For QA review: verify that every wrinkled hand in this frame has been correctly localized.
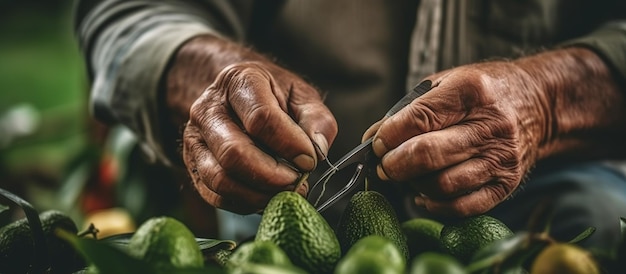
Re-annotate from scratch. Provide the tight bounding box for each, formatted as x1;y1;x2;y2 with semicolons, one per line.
182;61;337;214
364;61;550;217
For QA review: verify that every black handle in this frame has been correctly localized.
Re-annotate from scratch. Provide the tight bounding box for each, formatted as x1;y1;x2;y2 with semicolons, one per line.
385;80;433;117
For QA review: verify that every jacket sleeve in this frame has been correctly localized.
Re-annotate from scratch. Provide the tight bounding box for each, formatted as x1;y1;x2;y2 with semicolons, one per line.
73;0;250;166
561;21;626;85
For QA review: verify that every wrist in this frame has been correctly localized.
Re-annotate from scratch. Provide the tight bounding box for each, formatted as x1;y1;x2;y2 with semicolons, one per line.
513;47;626;160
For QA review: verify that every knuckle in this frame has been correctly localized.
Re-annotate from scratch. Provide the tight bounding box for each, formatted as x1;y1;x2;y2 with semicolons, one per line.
408;105;435;132
244;104;273;135
209;169;229;194
414;139;441;170
216;141;247;171
218;62;271;90
188;96;206;118
436;172;457;195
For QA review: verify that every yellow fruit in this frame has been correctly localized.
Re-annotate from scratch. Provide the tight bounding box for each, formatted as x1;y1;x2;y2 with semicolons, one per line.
83;207;136;238
127;216;203;268
530;243;600;274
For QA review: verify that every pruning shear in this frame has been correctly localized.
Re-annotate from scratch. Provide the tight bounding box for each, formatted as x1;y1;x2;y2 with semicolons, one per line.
308;80;434;212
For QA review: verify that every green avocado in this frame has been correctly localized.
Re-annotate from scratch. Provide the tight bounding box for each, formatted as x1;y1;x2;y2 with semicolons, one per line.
336;190;409;261
0;209;83;274
255;191;341;274
440;215;514;263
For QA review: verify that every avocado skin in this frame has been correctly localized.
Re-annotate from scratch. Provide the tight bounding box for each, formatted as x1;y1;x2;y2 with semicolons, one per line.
0;210;85;274
336;191;410;261
440;215;514;264
256;191;341;274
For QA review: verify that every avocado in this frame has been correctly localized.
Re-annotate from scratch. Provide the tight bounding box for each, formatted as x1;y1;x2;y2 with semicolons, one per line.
336;235;405;274
127;216;204;269
256;191;341;274
410;252;467;274
0;209;84;274
336;190;409;261
530;243;599;274
226;240;292;269
401;217;444;258
440;215;514;263
334;249;402;274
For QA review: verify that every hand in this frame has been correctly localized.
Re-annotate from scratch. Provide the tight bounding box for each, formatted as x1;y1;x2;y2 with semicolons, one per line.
364;61;550;217
170;38;337;214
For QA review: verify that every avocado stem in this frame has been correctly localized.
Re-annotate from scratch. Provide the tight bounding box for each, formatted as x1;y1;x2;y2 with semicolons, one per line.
77;223;100;239
294;172;310;193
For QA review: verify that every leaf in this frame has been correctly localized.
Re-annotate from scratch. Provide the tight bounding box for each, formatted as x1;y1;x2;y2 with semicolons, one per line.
0;187;48;273
99;232;237;254
467;233;529;273
467;232;548;274
57;229;156;274
198;238;237;252
57;229;227;274
0;204;8;214
567;226;596;244
619;217;626;240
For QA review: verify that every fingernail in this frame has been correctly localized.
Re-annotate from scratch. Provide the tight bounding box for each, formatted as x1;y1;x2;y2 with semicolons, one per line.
295;180;309;196
293;154;315;171
414;195;426;206
372;138;389;156
313;133;329;160
376;165;390;181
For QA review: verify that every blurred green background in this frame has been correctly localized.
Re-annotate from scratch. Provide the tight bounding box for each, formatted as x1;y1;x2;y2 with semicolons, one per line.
0;0;219;237
0;0;93;222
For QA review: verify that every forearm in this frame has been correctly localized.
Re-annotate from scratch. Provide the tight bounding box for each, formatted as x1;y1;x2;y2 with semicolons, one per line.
515;47;626;161
74;0;248;165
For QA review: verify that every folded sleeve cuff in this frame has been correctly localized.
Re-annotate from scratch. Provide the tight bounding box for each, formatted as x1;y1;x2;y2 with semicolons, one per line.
560;21;626;84
107;23;216;166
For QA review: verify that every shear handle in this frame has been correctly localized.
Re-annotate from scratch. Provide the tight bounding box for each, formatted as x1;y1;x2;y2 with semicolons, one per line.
309;138;373;193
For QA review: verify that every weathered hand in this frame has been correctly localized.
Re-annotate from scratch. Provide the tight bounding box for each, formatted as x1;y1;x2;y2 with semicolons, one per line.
366;61;549;217
178;57;336;214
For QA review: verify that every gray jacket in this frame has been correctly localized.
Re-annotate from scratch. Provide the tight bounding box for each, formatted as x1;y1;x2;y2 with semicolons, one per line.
74;0;626;167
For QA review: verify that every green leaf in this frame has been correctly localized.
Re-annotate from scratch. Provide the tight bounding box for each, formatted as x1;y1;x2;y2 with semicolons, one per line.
98;232;236;255
467;232;547;274
56;229;227;274
0;204;8;214
56;229;157;274
567;227;596;244
619;217;626;239
0;187;48;273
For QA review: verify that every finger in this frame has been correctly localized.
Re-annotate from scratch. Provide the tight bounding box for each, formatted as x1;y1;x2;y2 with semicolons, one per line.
189;92;301;190
184;124;283;194
184;117;298;194
183;125;292;214
377;124;480;181
289;82;338;160
190;183;266;215
408;158;495;199
362;119;385;143
372;87;466;157
225;64;318;171
420;183;515;217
